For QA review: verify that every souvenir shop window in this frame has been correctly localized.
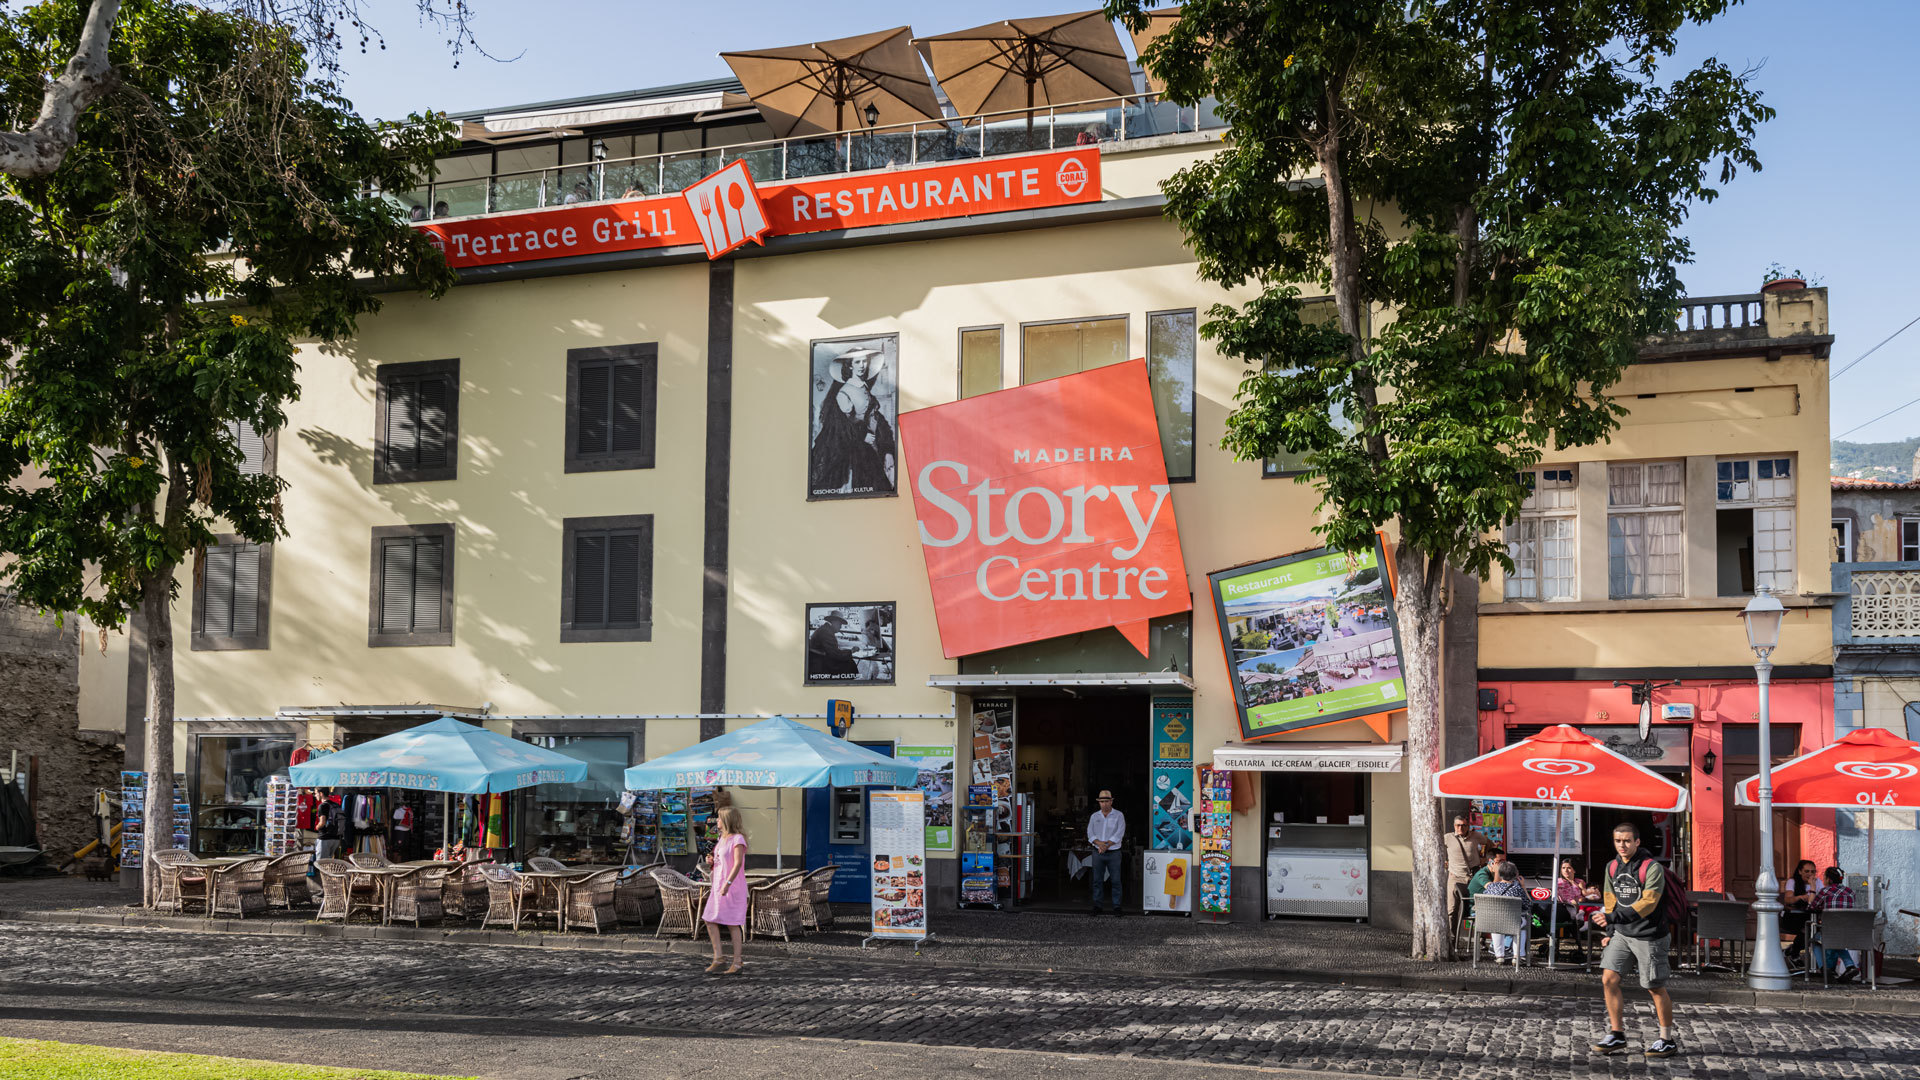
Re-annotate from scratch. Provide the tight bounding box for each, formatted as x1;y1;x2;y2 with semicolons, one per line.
520;734;632;861
192;735;292;855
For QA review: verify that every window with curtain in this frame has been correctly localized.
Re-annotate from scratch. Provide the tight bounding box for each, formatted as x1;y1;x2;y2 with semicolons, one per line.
1607;461;1684;598
1506;467;1578;600
959;327;1002;399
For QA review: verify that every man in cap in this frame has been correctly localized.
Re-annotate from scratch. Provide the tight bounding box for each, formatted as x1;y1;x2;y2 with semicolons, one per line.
807;611;858;678
1087;789;1126;916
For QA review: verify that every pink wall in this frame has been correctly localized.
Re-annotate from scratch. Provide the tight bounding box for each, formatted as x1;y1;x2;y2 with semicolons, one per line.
1475;679;1835;893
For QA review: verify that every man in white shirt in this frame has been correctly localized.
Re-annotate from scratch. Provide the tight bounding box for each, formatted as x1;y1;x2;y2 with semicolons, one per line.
1087;789;1126;916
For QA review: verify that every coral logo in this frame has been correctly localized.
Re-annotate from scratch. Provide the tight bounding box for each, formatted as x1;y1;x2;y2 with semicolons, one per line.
1836;760;1919;781
1055;156;1089;197
1522;758;1595;777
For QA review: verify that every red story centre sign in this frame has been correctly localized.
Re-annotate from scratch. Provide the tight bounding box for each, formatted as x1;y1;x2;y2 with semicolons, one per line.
416;147;1101;269
897;360;1192;659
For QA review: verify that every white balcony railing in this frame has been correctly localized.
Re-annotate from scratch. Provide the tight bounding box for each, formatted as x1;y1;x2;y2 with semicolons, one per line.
1850;568;1920;638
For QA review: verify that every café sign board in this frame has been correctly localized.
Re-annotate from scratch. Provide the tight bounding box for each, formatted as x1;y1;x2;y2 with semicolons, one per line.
897;360;1191;658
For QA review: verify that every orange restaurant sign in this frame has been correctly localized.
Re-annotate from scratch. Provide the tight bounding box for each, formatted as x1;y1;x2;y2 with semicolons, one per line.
897;360;1191;659
416;147;1101;269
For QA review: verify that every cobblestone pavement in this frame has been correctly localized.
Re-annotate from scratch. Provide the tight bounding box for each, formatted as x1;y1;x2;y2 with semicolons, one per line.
2;922;1916;1078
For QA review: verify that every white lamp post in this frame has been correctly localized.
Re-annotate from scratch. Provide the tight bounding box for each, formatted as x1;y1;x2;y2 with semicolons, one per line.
1739;585;1793;990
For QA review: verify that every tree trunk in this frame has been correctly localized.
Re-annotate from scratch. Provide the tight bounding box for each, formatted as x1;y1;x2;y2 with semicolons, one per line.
1393;544;1452;960
0;0;122;179
137;568;175;908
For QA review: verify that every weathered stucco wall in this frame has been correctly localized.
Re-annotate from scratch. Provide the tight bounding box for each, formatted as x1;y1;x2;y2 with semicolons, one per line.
0;595;120;860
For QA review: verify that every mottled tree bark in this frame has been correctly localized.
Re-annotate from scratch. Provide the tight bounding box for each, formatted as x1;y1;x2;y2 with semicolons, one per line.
137;569;174;908
0;0;121;179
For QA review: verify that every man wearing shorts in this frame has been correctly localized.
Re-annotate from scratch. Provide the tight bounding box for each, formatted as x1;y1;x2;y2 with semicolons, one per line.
1591;822;1677;1058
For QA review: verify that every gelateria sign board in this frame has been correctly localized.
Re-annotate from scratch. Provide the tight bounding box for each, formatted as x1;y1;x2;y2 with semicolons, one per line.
1208;539;1407;740
417;147;1101;268
897;360;1192;657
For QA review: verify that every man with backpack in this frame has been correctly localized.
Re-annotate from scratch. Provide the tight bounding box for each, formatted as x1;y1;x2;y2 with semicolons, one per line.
1591;822;1680;1058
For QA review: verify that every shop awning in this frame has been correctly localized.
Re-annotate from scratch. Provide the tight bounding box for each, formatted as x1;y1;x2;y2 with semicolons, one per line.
1212;742;1405;773
926;671;1196;693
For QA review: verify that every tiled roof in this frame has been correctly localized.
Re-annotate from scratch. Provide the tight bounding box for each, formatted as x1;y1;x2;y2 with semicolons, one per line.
1833;476;1920;491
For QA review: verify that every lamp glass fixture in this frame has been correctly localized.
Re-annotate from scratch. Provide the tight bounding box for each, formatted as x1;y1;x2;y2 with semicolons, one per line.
1740;586;1786;653
863;102;880;128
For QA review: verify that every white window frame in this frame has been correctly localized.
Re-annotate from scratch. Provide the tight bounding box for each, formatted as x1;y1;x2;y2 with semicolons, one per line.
1505;466;1578;601
1716;454;1796;594
1902;517;1920;562
1832;518;1852;564
1607;460;1685;599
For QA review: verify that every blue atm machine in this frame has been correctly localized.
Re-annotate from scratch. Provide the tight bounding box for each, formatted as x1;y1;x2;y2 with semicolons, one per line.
803;739;894;904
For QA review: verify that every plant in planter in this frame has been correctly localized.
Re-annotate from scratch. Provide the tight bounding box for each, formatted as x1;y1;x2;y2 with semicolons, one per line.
1762;262;1822;292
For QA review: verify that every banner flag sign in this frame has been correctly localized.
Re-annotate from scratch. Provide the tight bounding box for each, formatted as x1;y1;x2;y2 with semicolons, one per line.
419;147;1101;270
868;790;929;942
898;359;1191;658
1207;538;1407;740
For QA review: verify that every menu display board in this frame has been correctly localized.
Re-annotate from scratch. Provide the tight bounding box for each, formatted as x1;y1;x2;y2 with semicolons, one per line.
896;745;955;850
1196;766;1233;914
1505;801;1582;855
868;790;929;940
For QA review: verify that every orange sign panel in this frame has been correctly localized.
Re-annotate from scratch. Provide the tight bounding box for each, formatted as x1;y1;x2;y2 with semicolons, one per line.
897;360;1191;659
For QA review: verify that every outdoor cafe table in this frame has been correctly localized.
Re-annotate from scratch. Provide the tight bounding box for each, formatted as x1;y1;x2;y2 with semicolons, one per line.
516;868;597;928
173;857;252;914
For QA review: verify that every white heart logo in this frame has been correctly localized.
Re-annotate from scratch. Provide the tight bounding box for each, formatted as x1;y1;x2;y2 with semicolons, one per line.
1836;761;1918;781
1522;758;1594;777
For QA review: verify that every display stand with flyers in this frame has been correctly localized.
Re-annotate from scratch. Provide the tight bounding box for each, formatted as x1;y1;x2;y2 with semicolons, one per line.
118;771;188;869
264;777;298;856
959;784;1000;908
864;790;934;951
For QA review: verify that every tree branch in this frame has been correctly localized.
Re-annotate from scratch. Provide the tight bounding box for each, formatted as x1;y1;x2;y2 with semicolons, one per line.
0;0;122;179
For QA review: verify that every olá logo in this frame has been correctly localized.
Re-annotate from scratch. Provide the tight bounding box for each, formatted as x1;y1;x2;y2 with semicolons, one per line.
1521;758;1594;777
1835;760;1919;781
1055;157;1089;197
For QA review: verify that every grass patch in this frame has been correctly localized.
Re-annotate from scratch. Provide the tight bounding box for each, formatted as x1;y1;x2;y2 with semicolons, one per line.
0;1037;477;1079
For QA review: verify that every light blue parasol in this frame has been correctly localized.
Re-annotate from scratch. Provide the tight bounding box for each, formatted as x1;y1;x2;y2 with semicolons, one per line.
623;716;919;868
287;717;589;794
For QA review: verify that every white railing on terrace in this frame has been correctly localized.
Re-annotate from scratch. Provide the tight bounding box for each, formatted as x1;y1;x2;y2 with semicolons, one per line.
1850;568;1920;638
398;92;1222;221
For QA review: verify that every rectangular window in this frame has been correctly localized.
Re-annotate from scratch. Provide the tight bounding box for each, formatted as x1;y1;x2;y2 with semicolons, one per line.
1832;518;1851;563
1505;467;1577;600
226;419;272;476
191;537;270;651
1903;518;1920;562
1607;461;1684;599
1021;316;1128;384
1263;298;1341;478
1715;454;1796;596
368;524;454;646
958;326;1002;400
374;359;458;485
1146;309;1197;482
561;515;654;643
565;344;657;473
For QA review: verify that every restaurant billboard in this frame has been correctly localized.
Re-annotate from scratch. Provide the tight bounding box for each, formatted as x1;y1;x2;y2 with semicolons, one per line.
897;359;1191;658
1208;539;1407;740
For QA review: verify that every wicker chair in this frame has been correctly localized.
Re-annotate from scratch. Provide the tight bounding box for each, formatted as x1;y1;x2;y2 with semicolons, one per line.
525;856;567;872
387;866;447;927
316;858;379;923
564;868;621;934
799;865;837;931
748;870;806;943
347;852;391;869
615;865;664;926
650;866;705;939
480;866;524;929
440;861;492;922
262;850;314;910
208;857;270;919
150;850;207;914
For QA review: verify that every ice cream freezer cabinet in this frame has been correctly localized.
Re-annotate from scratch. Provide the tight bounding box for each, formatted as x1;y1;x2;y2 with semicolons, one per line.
1266;825;1369;919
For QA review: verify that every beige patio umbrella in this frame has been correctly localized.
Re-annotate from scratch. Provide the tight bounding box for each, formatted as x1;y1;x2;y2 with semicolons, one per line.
722;27;944;138
1124;7;1184;92
914;11;1137;119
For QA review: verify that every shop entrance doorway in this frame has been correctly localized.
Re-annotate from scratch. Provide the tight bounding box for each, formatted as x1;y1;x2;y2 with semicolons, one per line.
1262;771;1372;921
1012;694;1150;911
1722;724;1802;901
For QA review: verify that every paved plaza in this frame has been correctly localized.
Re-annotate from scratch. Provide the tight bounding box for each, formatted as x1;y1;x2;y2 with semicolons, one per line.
0;920;1916;1079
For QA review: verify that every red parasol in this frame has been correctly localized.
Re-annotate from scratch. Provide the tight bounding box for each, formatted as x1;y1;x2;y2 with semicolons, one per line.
1433;724;1689;811
1734;727;1920;906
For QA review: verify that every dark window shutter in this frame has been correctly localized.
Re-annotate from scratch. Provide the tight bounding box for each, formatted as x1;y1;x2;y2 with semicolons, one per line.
413;536;444;630
203;548;236;636
229;420;268;475
607;531;642;625
381;539;416;632
610;364;647;454
231;546;260;636
576;364;611;456
573;533;607;627
384;382;419;471
416;377;451;469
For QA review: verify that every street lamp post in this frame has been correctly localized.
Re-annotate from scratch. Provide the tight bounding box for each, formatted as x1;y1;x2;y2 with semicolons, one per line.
1739;585;1793;991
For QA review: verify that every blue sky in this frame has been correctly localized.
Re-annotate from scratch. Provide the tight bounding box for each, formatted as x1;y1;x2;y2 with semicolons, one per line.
337;0;1919;442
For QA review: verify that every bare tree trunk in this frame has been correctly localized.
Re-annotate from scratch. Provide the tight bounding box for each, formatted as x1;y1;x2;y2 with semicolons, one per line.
137;569;175;908
1394;545;1452;960
0;0;121;179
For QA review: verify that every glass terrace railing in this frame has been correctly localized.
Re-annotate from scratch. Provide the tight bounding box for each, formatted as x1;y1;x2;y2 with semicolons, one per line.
397;92;1223;221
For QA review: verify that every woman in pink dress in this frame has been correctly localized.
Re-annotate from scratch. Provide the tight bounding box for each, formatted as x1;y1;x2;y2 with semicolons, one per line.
702;807;749;974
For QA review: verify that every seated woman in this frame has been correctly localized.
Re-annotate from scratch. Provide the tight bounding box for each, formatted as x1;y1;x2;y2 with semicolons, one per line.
1481;862;1531;963
1780;859;1816;961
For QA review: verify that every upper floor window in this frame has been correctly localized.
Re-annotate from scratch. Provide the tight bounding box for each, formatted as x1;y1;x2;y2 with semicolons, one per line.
1716;455;1794;596
1832;518;1852;564
226;419;273;475
369;524;454;647
1607;461;1683;599
1903;517;1920;562
1505;467;1577;601
561;515;654;643
191;537;270;651
958;326;1002;400
565;344;657;473
1019;313;1196;483
374;359;459;485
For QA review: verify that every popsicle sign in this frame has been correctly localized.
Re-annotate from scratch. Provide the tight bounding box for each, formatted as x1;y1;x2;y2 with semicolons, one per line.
682;160;771;259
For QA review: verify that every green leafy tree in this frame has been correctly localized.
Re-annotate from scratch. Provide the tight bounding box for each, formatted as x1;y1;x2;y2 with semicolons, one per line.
1110;0;1769;958
0;0;455;903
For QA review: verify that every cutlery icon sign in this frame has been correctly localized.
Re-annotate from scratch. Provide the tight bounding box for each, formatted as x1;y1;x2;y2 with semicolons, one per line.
698;189;721;247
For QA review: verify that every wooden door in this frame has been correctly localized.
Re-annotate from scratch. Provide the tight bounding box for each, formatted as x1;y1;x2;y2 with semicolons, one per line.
1722;758;1800;901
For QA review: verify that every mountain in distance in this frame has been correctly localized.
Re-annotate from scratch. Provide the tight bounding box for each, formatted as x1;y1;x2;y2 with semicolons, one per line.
1833;437;1920;482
